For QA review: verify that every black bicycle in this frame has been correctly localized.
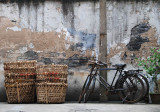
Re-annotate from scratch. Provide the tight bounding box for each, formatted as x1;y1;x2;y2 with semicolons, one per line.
78;61;146;104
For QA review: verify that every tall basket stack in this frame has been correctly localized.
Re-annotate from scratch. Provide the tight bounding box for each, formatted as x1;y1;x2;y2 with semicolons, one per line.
36;64;68;103
4;61;36;103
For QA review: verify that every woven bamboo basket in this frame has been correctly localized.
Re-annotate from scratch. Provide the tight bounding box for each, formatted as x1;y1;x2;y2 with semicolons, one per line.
5;72;36;80
5;79;35;83
4;61;36;80
4;67;36;74
36;77;67;83
36;64;68;82
5;80;35;103
36;73;67;83
36;64;68;74
36;82;67;103
4;60;36;69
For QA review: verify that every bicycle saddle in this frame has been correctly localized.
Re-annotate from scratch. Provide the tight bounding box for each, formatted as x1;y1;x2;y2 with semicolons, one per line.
113;64;126;68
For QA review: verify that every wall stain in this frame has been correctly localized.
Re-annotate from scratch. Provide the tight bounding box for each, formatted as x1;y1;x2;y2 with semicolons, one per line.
42;1;45;32
15;0;42;19
50;52;61;57
62;0;75;30
0;17;95;67
68;28;96;50
67;54;89;67
127;22;150;51
41;57;52;64
108;22;160;65
24;50;39;60
9;0;44;30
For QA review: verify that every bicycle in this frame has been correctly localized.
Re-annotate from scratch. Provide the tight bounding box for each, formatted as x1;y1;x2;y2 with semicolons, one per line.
78;61;145;104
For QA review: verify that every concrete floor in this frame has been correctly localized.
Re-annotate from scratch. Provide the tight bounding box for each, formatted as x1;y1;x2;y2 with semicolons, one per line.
0;102;160;112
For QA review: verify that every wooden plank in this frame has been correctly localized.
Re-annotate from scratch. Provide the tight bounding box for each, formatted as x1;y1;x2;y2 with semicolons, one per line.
99;0;108;102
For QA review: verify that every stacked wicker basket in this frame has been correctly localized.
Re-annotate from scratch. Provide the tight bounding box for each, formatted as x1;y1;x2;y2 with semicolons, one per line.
4;61;36;103
36;64;68;103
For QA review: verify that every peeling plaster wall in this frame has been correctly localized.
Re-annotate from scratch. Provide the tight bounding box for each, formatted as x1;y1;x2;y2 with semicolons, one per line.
106;1;160;85
0;0;160;102
0;1;99;101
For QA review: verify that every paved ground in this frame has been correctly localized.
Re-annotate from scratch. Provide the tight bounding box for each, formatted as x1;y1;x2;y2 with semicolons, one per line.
0;102;160;112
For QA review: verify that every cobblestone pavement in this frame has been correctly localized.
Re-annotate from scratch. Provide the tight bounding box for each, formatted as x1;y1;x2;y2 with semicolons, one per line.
0;102;160;112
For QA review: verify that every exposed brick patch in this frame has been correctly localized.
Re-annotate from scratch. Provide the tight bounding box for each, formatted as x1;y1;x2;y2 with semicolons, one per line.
108;22;160;65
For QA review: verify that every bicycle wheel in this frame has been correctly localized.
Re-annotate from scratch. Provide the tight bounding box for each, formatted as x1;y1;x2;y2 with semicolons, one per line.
116;75;145;103
78;75;92;103
137;74;149;102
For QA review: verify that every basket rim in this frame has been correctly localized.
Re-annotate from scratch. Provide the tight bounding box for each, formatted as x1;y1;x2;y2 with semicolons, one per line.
36;82;67;86
4;67;36;69
4;60;37;64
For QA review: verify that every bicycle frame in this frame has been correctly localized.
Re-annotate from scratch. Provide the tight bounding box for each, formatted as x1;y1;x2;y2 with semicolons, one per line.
90;66;124;92
79;61;146;104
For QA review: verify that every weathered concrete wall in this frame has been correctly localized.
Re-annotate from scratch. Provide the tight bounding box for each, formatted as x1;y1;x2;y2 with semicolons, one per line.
106;1;160;84
0;1;99;101
0;0;160;101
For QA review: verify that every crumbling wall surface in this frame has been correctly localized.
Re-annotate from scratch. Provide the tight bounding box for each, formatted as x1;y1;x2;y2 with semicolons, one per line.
106;1;160;84
0;1;99;101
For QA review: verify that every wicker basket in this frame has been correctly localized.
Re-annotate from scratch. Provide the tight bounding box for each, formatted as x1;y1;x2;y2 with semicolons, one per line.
36;77;67;83
5;80;35;103
36;64;68;82
4;60;36;69
4;67;36;74
36;73;67;83
5;72;36;80
36;82;67;103
4;61;36;80
36;64;68;74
